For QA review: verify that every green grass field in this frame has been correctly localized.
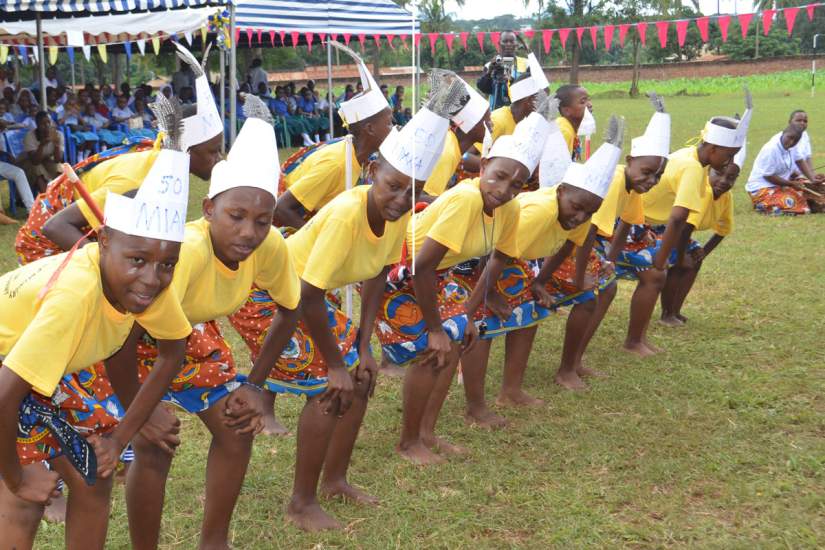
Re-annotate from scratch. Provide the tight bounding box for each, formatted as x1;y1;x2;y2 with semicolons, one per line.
1;84;824;548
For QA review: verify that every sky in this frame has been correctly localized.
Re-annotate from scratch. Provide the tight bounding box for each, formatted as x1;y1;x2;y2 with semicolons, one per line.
443;0;759;21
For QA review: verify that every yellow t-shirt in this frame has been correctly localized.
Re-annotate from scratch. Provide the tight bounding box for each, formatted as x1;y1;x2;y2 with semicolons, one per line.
76;149;160;226
423;130;461;197
171;218;301;325
407;178;520;271
515;186;589;260
0;245;191;396
687;190;734;237
283;139;361;213
642;146;709;225
590;165;645;237
474;106;517;152
286;185;407;290
556;117;576;155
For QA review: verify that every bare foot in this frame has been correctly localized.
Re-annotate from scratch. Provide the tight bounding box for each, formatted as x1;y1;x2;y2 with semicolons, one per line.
623;340;658;357
659;315;685;327
0;212;18;225
554;370;588;391
320;480;379;505
286;498;341;532
43;493;67;523
396;441;445;465
421;435;468;456
496;389;545;408
379;358;406;379
464;406;508;429
577;364;607;378
261;413;291;436
642;339;663;354
676;313;688;323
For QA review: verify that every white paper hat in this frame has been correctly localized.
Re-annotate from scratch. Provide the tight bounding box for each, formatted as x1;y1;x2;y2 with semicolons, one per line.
538;122;572;188
330;41;389;125
562;116;624;199
380;108;450;181
703;88;752;148
577;107;597;137
733;140;747;169
105;149;190;242
451;80;489;133
174;43;223;151
487;111;552;175
630;94;671;158
208;117;279;199
509;53;548;103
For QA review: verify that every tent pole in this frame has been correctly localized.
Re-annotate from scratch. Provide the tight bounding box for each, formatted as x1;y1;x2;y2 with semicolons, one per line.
229;4;237;145
70;50;76;90
326;39;334;138
219;48;226;154
36;14;47;108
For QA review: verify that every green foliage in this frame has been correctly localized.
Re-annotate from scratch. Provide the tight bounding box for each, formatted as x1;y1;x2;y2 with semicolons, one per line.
715;18;801;60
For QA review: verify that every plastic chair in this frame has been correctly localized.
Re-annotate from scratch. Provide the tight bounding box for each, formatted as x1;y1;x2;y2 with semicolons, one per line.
3;128;27;160
274;116;289;149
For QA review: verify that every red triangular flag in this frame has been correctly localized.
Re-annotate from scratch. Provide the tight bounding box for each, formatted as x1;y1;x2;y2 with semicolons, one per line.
459;31;469;50
398;34;408;50
717;15;731;43
762;9;775;35
575;26;585;46
738;13;753;38
268;30;275;47
246;28;254;45
444;33;455;53
385;34;395;50
676;20;689;47
656;21;669;48
305;32;313;52
476;31;485;51
807;3;816;21
696;16;710;42
278;30;285;46
523;29;534;40
343;33;351;46
372;34;382;50
357;33;366;50
413;33;422;49
329;33;337;43
257;29;263;45
784;7;800;35
490;31;501;50
291;31;299;48
589;26;598;48
618;23;630;47
604;25;614;50
235;28;241;45
637;22;648;46
427;32;439;56
558;28;571;50
542;29;554;53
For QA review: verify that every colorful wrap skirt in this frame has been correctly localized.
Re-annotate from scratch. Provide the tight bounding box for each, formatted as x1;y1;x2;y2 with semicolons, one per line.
375;266;470;365
7;365;118;484
454;250;616;340
600;224;701;279
228;287;360;397
14;139;153;266
749;187;811;216
76;320;243;417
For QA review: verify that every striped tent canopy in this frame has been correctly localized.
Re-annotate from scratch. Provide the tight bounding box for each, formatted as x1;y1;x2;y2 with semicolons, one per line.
236;0;419;36
0;0;230;18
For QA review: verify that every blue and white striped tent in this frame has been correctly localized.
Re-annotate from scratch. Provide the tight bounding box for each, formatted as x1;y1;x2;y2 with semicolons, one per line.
235;0;418;38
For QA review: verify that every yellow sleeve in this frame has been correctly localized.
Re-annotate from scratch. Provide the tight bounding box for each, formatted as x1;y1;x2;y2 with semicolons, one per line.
714;194;734;237
672;164;707;214
423;148;459;197
287;150;344;212
425;193;474;254
3;289;89;396
557;117;576;154
254;229;301;309
619;192;645;226
568;221;591;247
136;286;192;341
298;217;357;290
77;174;141;227
590;179;623;236
494;202;521;258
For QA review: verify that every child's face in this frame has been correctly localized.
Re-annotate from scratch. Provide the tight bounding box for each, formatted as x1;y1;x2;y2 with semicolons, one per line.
368;159;423;222
0;102;6;115
98;228;181;314
562;87;592;122
188;133;223;181
709;163;740;199
203;187;277;266
556;184;603;231
625;155;667;194
707;144;739;172
117;97;128;108
478;157;530;213
791;111;808;131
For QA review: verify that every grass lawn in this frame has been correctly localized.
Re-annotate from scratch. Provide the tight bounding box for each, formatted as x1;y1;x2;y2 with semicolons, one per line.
1;87;823;548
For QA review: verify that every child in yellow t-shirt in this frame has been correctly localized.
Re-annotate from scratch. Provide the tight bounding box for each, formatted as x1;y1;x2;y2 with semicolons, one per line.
555;84;593;158
0;111;193;550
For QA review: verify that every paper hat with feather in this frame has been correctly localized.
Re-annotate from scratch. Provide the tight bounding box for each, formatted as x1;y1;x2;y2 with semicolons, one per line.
562;115;625;199
702;87;752;148
510;52;550;103
208;93;279;200
630;93;671;159
379;69;468;181
174;42;223;151
329;40;390;125
105;95;190;242
537;93;572;188
487;90;557;175
450;78;489;134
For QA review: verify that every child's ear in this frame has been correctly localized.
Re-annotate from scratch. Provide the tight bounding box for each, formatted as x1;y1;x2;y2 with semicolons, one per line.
98;226;110;251
202;197;215;221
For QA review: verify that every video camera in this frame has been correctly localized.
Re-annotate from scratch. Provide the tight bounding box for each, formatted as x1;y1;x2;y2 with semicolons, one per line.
490;54;514;82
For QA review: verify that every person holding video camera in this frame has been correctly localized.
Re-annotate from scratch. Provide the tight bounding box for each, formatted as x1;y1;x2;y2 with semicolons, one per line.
476;30;524;110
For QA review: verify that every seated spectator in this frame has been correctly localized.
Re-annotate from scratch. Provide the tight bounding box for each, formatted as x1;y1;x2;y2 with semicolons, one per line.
271;86;316;147
380;83;389;101
45;86;62;118
160;84;174;99
20;104;39;130
356;81;363;94
101;84;117;110
0;131;34;218
338;84;355;104
59;97;97;160
44;65;59;90
0;99;16;128
0;66;15;93
91;87;110;118
179;86;195;104
390;85;404;113
110;95;134;123
120;82;133;106
81;101;111;131
3;87;17;115
77;88;91;107
22;111;64;192
256;82;271;98
297;86;330;143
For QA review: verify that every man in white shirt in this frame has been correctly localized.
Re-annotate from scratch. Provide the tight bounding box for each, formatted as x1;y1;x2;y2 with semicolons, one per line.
247;58;268;93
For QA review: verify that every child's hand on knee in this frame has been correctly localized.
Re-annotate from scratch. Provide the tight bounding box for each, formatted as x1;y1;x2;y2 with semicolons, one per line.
87;434;121;479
